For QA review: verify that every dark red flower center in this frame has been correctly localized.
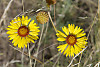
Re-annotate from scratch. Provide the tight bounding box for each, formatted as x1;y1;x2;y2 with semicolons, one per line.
18;26;29;37
66;35;77;46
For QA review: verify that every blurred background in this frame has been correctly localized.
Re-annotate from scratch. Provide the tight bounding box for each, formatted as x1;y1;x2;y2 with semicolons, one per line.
0;0;100;67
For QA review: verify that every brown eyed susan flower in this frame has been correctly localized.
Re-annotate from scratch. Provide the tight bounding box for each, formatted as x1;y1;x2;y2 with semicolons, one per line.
7;16;40;48
46;0;56;5
36;11;49;24
56;24;88;57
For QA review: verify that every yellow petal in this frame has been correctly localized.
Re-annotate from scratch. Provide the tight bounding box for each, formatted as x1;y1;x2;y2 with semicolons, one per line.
74;45;82;54
56;33;64;38
24;18;31;26
13;41;18;46
76;41;87;45
57;44;68;53
74;45;79;54
57;30;67;37
7;30;17;34
29;32;39;36
12;35;20;46
8;33;18;40
22;16;27;25
22;16;24;20
17;22;21;27
12;36;19;43
71;46;75;57
76;43;85;48
29;26;40;31
17;17;21;22
10;22;19;28
64;45;71;56
76;31;86;37
17;36;22;48
26;36;35;43
62;26;69;35
29;20;35;27
68;24;75;34
8;25;19;29
21;37;26;48
12;36;22;48
28;35;39;40
66;53;69;57
7;28;17;30
25;16;28;20
30;28;40;32
57;38;66;41
77;37;87;42
25;44;27;48
73;26;82;35
14;18;19;22
18;43;21;48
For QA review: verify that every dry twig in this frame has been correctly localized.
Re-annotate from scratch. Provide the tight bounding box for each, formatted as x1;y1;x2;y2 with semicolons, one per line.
0;0;14;27
9;44;43;64
67;46;88;67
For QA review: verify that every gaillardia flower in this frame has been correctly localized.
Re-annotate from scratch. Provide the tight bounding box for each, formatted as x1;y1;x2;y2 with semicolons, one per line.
7;16;40;48
56;24;87;57
36;11;49;24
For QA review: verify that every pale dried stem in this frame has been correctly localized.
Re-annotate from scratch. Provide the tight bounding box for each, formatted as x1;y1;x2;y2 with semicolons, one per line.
87;64;92;67
87;13;98;39
37;44;57;54
30;43;35;52
52;53;61;67
5;60;21;67
42;20;49;40
34;24;44;67
0;0;14;27
54;4;56;25
67;46;88;67
82;12;98;67
84;7;98;67
22;0;24;13
14;6;46;18
78;53;82;67
48;12;57;33
71;63;80;67
74;5;94;16
21;47;25;67
94;61;100;67
9;44;43;64
83;50;94;66
43;52;60;65
28;44;32;67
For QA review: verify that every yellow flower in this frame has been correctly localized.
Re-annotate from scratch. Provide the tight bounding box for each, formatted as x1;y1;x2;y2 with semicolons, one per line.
56;24;88;57
7;16;40;48
36;11;49;24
